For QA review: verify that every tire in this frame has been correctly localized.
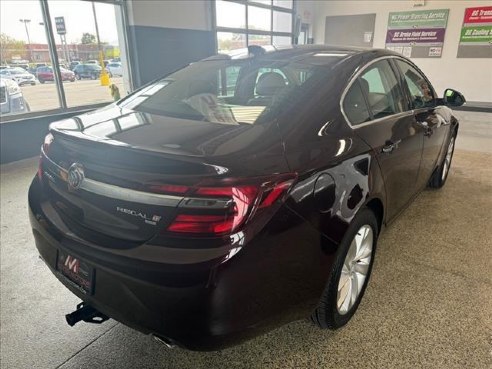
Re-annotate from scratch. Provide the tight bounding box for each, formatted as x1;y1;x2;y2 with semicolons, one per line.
75;74;81;80
91;74;97;80
429;132;456;189
39;79;45;84
311;207;378;329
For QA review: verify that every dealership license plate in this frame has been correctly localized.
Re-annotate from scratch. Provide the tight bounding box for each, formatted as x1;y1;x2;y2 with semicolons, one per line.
57;250;94;294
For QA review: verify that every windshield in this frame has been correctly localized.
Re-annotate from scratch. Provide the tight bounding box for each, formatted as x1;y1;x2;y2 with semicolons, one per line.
119;57;341;125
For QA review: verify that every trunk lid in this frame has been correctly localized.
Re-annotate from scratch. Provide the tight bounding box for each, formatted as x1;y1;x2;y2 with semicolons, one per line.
40;105;288;245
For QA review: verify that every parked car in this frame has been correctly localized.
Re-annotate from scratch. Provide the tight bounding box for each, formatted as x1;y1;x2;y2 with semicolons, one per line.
85;60;99;66
29;45;463;351
0;67;36;86
73;64;102;80
0;78;30;116
105;62;122;77
36;66;76;83
69;61;80;70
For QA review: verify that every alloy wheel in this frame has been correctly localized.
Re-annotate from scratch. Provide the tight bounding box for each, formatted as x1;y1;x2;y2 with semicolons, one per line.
337;224;373;315
441;137;455;180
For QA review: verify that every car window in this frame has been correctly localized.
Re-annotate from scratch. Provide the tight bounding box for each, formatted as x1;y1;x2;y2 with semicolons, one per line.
395;60;435;109
119;58;343;125
218;66;241;97
343;80;371;125
360;60;404;119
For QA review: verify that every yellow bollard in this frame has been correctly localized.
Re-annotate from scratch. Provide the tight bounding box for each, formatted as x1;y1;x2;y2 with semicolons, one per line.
99;50;110;86
100;71;110;86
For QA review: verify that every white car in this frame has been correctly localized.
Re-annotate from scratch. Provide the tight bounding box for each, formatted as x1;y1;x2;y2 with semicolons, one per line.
106;62;123;77
0;78;30;116
0;67;36;86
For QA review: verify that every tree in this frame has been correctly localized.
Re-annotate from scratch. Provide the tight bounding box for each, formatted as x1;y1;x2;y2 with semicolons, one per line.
81;33;96;44
0;33;27;64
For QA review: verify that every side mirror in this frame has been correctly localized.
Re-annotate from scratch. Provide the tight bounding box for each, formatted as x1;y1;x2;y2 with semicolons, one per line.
443;89;466;107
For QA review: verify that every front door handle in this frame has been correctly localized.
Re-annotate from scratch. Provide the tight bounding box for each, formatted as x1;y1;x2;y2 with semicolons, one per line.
382;139;402;154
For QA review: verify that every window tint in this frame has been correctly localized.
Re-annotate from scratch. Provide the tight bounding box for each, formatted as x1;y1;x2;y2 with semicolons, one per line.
360;60;404;119
395;60;435;109
343;80;371;125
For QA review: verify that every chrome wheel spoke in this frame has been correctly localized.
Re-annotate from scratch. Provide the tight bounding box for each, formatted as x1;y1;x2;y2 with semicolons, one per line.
354;261;369;276
337;224;374;315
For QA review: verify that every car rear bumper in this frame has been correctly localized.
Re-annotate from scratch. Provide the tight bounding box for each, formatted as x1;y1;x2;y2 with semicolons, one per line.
28;176;330;350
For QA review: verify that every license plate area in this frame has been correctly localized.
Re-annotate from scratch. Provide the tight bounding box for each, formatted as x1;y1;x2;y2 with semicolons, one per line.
57;250;94;294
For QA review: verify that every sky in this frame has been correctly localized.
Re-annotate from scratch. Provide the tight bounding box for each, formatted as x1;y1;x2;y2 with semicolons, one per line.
0;0;120;45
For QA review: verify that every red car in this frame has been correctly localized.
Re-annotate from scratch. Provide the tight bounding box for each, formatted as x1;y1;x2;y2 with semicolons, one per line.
37;66;75;83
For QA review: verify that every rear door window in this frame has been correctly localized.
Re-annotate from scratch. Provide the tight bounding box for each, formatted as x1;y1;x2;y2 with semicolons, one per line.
394;60;435;109
359;60;405;119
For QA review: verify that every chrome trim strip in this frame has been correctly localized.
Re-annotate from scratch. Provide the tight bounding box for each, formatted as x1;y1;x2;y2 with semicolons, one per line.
42;153;183;207
79;179;182;207
42;152;232;208
340;55;416;129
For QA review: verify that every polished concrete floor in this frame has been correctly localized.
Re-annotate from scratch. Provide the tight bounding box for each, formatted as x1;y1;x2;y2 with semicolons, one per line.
1;111;491;369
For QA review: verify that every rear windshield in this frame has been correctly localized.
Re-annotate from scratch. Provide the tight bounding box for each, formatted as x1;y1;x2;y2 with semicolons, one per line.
119;56;342;125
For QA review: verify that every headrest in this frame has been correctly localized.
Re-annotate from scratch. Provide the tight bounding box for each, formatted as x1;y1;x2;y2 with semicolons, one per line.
256;72;286;96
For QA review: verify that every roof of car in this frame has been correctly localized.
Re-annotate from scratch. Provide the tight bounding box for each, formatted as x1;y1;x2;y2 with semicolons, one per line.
206;44;401;65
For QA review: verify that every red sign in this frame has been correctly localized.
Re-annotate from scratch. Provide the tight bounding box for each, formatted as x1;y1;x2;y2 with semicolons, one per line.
463;6;492;24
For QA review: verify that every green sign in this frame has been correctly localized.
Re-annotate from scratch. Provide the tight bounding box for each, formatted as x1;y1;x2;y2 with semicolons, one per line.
388;9;449;28
460;26;492;43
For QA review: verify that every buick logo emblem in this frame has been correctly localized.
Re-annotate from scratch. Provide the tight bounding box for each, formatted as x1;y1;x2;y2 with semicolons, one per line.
67;163;85;191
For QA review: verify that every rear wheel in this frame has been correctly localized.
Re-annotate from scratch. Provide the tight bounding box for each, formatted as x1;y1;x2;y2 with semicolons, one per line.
312;207;378;329
39;78;45;84
75;74;81;80
429;133;456;189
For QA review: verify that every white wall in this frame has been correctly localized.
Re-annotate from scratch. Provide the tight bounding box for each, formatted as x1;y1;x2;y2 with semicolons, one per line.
309;0;492;103
127;0;212;30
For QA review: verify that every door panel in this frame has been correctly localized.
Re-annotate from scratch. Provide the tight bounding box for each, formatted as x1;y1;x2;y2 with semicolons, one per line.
355;114;424;221
393;59;449;188
414;107;450;188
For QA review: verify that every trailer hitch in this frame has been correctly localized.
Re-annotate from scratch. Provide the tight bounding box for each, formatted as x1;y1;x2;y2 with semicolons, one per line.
65;302;109;327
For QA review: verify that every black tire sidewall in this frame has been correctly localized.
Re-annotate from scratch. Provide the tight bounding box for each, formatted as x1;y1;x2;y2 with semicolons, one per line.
430;131;456;188
317;208;379;329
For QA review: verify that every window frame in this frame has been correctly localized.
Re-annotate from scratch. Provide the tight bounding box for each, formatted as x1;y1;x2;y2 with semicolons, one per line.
340;55;432;129
0;0;129;124
213;0;296;53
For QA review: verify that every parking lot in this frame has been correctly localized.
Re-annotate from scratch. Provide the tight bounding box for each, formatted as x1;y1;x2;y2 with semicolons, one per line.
20;77;126;112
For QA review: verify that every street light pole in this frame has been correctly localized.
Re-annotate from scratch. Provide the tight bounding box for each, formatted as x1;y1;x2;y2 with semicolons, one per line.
91;2;109;86
19;19;32;62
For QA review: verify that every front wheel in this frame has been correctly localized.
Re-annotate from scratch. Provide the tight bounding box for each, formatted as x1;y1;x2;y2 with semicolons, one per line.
429;133;456;189
312;207;378;329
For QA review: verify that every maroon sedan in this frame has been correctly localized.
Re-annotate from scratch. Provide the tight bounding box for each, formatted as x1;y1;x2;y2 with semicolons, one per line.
37;66;76;83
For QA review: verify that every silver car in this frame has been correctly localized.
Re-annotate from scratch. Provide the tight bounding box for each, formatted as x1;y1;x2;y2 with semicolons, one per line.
0;78;30;116
0;67;36;86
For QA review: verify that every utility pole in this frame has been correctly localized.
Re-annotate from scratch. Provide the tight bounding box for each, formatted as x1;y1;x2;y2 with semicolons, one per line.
19;19;32;62
91;2;109;86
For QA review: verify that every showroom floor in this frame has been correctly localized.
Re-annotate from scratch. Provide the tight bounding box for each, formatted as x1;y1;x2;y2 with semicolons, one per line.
1;111;491;369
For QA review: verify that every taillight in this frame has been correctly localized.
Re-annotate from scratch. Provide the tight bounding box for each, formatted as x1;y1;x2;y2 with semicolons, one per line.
38;133;54;180
164;174;297;237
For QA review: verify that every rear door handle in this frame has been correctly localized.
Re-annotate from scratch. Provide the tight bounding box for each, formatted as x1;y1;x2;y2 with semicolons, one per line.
382;139;401;154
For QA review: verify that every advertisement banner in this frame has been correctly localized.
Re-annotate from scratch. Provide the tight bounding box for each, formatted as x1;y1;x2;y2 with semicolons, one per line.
386;28;446;44
385;9;449;58
457;6;492;58
387;9;449;29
